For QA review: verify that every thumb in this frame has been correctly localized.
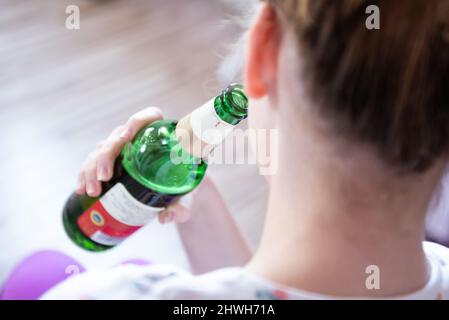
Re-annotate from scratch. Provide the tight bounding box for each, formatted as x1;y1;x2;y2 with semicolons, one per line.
158;193;193;224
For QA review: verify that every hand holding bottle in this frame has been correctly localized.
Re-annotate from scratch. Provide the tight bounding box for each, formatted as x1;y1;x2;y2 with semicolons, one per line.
64;84;248;251
75;106;192;225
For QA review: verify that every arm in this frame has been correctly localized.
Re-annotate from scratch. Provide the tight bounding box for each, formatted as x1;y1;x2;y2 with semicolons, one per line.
176;176;252;274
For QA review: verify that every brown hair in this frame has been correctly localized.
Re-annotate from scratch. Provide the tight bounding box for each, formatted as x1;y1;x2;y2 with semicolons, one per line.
267;0;449;172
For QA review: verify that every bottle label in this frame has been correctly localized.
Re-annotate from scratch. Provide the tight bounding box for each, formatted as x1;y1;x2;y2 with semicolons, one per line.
77;183;163;246
190;98;234;145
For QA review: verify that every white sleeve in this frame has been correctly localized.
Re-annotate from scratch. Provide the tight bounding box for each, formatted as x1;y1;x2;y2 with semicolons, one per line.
423;241;449;298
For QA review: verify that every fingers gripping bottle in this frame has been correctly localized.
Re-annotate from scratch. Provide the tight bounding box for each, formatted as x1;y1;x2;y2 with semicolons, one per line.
63;84;248;251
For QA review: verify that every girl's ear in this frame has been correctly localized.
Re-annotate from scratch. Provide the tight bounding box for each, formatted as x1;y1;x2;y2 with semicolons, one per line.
245;3;280;99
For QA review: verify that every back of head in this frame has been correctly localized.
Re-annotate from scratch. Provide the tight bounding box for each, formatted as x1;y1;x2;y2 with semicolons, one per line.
267;0;449;173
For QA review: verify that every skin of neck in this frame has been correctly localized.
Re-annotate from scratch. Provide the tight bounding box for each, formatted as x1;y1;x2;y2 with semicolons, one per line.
246;102;446;298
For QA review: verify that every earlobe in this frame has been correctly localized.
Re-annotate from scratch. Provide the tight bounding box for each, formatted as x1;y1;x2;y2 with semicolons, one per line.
244;3;279;99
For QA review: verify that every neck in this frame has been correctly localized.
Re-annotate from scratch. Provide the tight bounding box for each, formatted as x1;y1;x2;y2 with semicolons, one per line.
247;129;443;297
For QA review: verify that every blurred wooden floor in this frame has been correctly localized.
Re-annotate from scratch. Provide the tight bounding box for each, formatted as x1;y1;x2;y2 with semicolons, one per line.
0;0;267;281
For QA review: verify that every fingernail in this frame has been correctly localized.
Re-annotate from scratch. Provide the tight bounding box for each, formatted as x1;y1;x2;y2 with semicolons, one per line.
97;165;108;181
76;180;84;193
120;127;132;139
86;184;96;196
75;188;83;195
76;185;84;195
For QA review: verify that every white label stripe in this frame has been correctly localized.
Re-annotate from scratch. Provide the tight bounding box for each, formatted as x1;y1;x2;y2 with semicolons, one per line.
100;183;163;227
190;98;234;145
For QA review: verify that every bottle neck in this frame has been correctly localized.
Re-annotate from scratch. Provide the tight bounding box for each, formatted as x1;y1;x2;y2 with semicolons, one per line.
214;84;248;125
175;84;248;159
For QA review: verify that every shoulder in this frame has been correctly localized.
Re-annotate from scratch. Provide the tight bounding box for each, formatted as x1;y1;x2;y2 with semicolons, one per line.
423;241;449;299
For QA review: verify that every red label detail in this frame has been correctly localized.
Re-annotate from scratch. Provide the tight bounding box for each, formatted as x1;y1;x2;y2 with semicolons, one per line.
77;200;141;240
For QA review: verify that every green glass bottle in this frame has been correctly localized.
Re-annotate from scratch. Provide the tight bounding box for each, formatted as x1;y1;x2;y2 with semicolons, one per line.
63;84;248;251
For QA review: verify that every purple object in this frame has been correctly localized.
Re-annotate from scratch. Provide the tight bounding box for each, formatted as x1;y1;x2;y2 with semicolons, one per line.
0;250;151;300
0;250;86;300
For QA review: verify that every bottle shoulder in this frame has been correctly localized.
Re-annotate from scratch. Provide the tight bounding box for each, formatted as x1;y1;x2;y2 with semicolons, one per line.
121;119;207;195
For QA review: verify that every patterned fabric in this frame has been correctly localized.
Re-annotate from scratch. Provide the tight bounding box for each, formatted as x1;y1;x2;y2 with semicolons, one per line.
42;242;449;300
